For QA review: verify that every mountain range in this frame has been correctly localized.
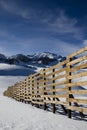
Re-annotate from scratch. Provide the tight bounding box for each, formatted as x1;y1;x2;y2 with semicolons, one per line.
0;52;66;76
0;52;66;68
0;52;87;92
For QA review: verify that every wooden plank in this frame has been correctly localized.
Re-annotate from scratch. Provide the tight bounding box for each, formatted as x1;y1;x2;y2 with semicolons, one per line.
41;81;66;88
42;94;67;98
32;88;43;92
69;98;87;104
39;73;66;83
68;46;87;58
32;97;43;100
67;55;87;66
68;71;87;79
32;94;41;96
44;88;67;93
66;81;87;87
52;73;66;81
31;72;40;77
69;90;87;94
32;101;44;105
45;67;66;78
44;60;67;73
44;100;67;106
68;106;87;113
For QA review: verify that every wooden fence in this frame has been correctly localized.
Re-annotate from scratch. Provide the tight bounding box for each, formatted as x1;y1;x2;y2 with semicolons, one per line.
3;47;87;118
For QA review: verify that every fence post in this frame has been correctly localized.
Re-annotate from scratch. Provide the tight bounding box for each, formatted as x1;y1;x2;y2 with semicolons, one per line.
24;79;26;103
37;77;39;107
20;82;22;102
19;82;21;101
52;68;55;113
27;77;31;103
43;69;46;110
66;56;72;118
31;75;34;105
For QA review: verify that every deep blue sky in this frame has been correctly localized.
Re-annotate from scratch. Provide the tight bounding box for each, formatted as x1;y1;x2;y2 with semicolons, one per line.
0;0;87;56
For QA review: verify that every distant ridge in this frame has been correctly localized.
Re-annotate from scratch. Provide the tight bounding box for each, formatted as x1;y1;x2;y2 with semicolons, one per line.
0;52;66;68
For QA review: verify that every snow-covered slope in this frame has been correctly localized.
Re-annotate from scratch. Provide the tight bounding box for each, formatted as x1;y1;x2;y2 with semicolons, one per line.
0;52;87;129
0;76;25;94
0;74;87;130
0;94;87;130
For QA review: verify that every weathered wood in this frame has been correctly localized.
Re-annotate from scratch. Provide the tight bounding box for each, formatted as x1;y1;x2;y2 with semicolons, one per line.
44;100;67;106
68;71;87;79
43;60;67;73
39;73;66;83
42;94;67;98
69;90;87;94
68;106;87;113
32;101;44;105
32;88;43;92
41;81;66;88
32;97;43;100
69;98;87;104
44;88;67;93
66;81;87;87
68;62;87;72
67;55;87;66
44;67;66;78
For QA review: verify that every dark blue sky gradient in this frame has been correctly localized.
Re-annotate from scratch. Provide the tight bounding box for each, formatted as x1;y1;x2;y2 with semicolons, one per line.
0;0;87;56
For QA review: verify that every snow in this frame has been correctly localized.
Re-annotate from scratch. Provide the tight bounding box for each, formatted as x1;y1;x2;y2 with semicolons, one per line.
0;95;87;130
0;61;87;130
0;63;22;70
0;76;87;130
0;63;35;76
0;76;26;94
0;54;6;60
33;52;57;59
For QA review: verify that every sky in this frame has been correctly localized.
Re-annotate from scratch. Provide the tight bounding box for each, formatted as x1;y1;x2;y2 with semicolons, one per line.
0;0;87;56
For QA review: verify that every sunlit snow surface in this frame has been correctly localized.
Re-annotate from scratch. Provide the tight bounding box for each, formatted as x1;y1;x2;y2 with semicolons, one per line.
0;62;87;130
0;76;25;94
0;94;87;130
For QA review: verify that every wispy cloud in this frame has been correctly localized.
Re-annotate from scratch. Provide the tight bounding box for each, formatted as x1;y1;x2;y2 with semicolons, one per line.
0;30;82;56
0;0;84;41
83;40;87;46
9;37;81;56
0;0;31;19
53;39;81;56
0;0;85;56
42;10;84;40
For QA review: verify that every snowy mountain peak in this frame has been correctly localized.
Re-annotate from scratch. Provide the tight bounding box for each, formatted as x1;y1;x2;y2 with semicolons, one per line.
8;54;30;62
0;52;65;69
33;52;60;59
0;53;7;60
